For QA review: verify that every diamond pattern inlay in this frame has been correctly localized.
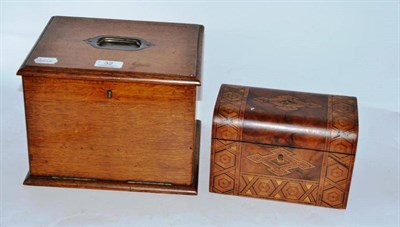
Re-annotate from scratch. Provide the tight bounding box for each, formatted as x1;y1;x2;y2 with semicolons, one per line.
247;147;315;176
253;95;322;111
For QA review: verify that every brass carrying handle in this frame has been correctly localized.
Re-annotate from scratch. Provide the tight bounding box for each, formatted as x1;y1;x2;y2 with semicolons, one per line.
84;35;152;51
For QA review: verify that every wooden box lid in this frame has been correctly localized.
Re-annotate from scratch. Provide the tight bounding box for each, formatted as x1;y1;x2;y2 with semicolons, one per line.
212;84;359;155
17;16;203;85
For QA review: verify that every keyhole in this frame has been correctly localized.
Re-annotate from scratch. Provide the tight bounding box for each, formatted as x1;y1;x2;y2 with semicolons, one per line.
277;154;284;163
283;100;294;105
107;90;112;99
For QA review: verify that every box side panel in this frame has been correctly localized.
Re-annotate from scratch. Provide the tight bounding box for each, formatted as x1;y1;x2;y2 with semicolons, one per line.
23;77;196;186
211;84;249;141
325;96;359;155
317;152;355;209
210;139;355;208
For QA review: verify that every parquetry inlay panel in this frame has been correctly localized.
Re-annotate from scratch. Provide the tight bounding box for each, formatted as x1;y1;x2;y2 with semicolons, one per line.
326;96;358;154
319;153;354;208
246;147;315;176
211;139;239;194
253;95;322;111
239;174;319;205
213;86;249;141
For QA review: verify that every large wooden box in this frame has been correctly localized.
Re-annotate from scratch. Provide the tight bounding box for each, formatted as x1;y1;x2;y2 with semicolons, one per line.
17;16;203;195
210;84;359;208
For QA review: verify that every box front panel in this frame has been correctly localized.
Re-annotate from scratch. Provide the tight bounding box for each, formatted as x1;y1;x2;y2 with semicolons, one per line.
24;77;196;186
210;139;355;208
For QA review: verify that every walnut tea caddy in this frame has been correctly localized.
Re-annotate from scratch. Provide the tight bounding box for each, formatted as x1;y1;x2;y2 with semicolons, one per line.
18;16;204;195
210;84;359;208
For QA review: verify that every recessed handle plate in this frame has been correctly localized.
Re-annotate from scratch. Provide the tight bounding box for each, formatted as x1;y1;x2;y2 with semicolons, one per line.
84;35;152;51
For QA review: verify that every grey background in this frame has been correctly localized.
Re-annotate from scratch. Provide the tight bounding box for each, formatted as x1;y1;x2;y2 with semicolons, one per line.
1;1;399;226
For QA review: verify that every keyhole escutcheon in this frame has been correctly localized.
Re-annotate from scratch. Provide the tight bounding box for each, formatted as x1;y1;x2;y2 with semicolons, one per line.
277;154;284;163
107;90;112;99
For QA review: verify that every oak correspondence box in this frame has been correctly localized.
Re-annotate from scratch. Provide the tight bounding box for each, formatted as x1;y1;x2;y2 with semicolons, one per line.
17;16;204;195
210;84;359;208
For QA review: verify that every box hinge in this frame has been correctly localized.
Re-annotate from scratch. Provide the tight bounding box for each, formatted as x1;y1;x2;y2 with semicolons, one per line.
127;181;172;186
51;176;97;181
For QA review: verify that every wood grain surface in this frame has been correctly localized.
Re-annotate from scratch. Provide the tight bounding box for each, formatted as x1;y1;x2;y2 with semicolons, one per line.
24;120;201;195
212;84;358;154
18;16;203;85
18;16;203;195
23;77;196;186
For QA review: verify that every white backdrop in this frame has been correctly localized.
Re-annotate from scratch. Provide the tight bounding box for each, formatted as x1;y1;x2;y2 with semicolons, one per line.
1;1;399;226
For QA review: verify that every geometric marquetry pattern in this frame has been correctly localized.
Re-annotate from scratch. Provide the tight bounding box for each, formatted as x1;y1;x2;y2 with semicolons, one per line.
320;153;354;208
253;95;322;111
213;86;248;141
211;139;239;194
239;174;319;205
326;96;358;154
211;85;357;209
246;147;315;176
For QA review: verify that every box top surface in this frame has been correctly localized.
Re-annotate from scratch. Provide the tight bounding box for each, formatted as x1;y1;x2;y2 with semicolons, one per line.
212;84;359;155
17;16;203;85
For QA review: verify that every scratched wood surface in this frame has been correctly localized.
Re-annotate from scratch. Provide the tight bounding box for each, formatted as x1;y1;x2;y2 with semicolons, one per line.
18;16;204;85
23;77;197;186
210;84;358;208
